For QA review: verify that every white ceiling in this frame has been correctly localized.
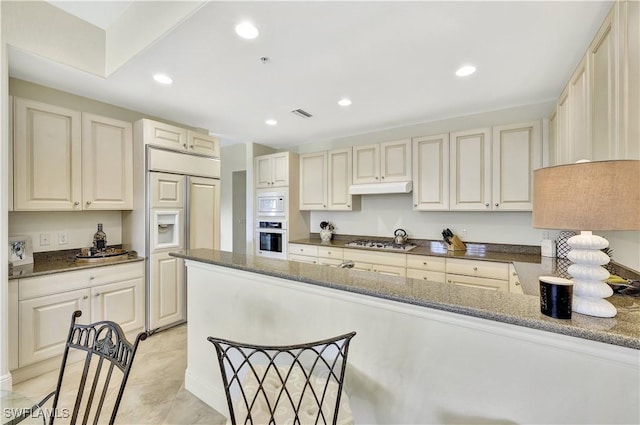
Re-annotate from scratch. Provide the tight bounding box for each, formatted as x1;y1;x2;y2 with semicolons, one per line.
10;1;612;149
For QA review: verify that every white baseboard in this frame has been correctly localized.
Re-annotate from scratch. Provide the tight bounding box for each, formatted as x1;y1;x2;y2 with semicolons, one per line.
184;368;229;418
0;372;13;390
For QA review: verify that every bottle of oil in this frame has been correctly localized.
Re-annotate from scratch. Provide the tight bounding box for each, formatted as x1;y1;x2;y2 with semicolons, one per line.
93;223;107;251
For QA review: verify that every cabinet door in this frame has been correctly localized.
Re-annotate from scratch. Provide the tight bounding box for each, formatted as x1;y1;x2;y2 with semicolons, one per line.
624;0;640;160
14;98;82;211
150;172;184;208
91;278;144;334
570;56;591;162
8;96;13;211
412;134;449;210
352;144;380;184
556;87;571;165
188;177;220;250
142;119;187;151
492;121;541;211
509;264;524;294
589;9;617;161
450;128;491;210
150;252;185;330
380;139;411;182
82;113;133;210
328;148;353;210
19;289;90;367
446;274;509;292
271;153;290;187
187;130;219;157
548;110;557;166
299;152;327;210
255;155;273;188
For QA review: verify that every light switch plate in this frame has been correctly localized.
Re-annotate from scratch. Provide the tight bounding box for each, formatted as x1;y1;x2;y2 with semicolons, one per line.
58;232;68;245
39;233;50;246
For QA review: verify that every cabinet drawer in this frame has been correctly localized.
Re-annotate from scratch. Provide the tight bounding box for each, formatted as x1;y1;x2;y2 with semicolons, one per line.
289;254;317;264
318;246;343;260
318;258;343;267
445;258;508;280
289;244;318;257
407;269;446;283
372;264;406;277
343;249;406;267
406;255;446;272
446;274;509;292
19;262;143;300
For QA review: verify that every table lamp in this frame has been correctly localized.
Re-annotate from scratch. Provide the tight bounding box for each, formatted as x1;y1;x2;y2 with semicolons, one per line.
532;160;640;318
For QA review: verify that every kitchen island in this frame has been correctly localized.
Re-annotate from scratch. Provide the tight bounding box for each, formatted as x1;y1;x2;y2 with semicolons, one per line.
172;249;640;424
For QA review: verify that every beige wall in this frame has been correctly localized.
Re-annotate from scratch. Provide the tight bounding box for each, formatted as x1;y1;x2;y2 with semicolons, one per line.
220;143;247;252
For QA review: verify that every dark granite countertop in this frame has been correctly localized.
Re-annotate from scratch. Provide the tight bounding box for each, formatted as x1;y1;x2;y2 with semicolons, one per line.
171;248;640;350
9;247;144;280
289;237;543;264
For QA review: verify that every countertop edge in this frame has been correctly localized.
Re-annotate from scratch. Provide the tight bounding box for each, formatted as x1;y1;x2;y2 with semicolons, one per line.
171;250;640;351
9;256;144;280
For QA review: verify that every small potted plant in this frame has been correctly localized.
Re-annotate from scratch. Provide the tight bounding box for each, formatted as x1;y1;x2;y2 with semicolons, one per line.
319;221;335;242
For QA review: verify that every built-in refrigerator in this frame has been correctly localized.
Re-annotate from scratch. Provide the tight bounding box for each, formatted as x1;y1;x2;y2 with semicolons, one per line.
123;132;220;332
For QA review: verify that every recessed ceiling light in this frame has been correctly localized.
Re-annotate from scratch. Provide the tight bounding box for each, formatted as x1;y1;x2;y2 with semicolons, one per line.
338;98;352;106
153;74;173;85
265;119;278;126
455;65;476;77
235;22;259;39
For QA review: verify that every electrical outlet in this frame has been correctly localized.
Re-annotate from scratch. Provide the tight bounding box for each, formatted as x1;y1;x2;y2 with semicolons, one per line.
39;233;50;246
58;232;68;245
461;229;467;238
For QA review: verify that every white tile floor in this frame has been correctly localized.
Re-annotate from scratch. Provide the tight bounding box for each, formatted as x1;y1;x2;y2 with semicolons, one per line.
12;325;227;425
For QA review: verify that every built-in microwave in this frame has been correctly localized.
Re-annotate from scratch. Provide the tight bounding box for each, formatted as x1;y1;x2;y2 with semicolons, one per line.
256;220;287;259
257;192;285;217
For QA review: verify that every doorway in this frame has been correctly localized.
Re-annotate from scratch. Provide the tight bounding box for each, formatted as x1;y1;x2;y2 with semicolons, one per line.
232;170;247;254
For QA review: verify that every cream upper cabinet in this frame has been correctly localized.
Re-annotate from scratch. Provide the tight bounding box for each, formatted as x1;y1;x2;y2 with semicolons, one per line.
556;87;571;164
569;56;591;163
623;0;640;160
327;148;354;210
450;128;492;211
139;119;219;156
353;139;411;184
141;119;188;151
299;151;327;210
412;134;449;211
255;152;289;188
187;130;219;157
491;121;541;211
589;8;617;161
548;110;557;166
82;113;133;210
8;96;13;212
13;98;82;211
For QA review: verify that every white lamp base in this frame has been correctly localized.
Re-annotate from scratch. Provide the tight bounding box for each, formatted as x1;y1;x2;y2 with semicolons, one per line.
567;231;616;318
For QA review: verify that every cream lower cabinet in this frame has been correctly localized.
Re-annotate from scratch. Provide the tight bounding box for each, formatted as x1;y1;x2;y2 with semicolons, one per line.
343;248;406;277
318;246;344;266
14;262;144;369
288;244;318;264
150;253;185;330
445;258;509;292
406;254;446;283
509;264;524;294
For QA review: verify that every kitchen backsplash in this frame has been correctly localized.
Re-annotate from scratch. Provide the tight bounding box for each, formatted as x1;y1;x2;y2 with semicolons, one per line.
9;211;122;253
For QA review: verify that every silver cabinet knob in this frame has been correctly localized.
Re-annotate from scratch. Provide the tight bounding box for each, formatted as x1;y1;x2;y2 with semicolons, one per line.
381;176;385;179
495;203;499;207
89;276;95;280
414;204;418;207
323;205;326;208
375;176;379;180
73;201;79;206
86;201;92;205
95;293;101;297
473;267;478;271
82;295;88;300
485;203;489;207
183;143;187;149
190;145;194;149
515;282;521;286
347;205;351;208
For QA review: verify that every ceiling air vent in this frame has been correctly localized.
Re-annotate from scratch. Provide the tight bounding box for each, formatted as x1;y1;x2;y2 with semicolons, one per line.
291;108;313;118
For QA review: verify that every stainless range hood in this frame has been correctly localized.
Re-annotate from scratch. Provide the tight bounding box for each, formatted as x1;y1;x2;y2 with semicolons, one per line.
349;181;412;195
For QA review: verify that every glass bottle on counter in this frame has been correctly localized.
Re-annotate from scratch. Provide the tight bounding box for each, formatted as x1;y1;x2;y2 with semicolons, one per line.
93;223;107;251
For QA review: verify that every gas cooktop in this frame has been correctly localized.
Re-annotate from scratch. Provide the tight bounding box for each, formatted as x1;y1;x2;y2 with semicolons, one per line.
345;239;417;252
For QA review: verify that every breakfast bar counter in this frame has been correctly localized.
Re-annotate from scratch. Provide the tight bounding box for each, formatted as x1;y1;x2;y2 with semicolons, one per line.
173;249;639;425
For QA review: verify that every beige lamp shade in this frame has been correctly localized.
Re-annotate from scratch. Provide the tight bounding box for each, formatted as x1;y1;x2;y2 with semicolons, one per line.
532;160;640;231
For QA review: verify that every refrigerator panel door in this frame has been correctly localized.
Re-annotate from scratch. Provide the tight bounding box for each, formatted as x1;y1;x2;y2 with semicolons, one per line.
149;252;185;330
150;172;185;209
188;177;221;250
